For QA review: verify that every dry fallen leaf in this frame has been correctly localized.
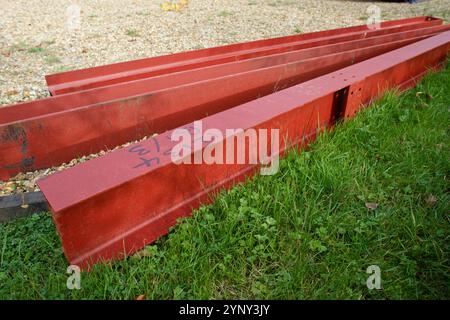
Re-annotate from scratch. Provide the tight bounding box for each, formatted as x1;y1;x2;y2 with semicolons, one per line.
132;248;152;259
135;294;146;300
365;202;378;210
425;195;437;207
161;0;188;12
6;89;18;96
415;91;433;100
415;91;433;108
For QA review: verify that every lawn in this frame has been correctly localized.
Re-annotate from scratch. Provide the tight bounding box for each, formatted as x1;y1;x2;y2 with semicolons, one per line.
0;61;449;299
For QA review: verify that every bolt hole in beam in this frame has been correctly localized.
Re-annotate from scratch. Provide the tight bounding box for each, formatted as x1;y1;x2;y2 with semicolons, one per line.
332;86;350;123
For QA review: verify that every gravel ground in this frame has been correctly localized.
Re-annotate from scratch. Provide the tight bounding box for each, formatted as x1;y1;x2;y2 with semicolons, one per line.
0;0;449;194
0;135;154;195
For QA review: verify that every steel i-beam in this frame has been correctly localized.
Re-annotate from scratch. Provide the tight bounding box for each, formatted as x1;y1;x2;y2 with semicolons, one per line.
1;28;446;180
45;16;442;95
37;31;450;269
4;25;449;125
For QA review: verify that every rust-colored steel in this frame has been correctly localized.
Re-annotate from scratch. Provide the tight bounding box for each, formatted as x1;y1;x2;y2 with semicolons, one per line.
4;25;448;124
45;16;442;95
0;31;440;180
37;31;450;269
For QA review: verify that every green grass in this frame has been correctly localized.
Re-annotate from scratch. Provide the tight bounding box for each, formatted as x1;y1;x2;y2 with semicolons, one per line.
53;65;74;73
44;54;61;65
267;0;299;7
125;29;141;37
27;47;45;54
359;15;369;22
218;10;233;17
24;45;61;65
136;11;151;16
9;41;28;52
1;62;449;299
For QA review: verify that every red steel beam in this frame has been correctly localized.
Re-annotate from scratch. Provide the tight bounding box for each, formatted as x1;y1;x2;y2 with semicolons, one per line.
45;17;442;95
3;24;448;124
0;32;442;180
37;31;450;269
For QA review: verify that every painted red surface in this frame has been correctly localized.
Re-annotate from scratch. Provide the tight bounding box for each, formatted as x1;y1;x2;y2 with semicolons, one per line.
37;31;450;270
2;21;449;180
45;16;442;95
4;25;449;125
1;33;441;180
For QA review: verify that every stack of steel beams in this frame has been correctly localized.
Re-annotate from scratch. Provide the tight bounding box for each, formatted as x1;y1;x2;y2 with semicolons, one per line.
0;17;449;269
1;17;448;180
